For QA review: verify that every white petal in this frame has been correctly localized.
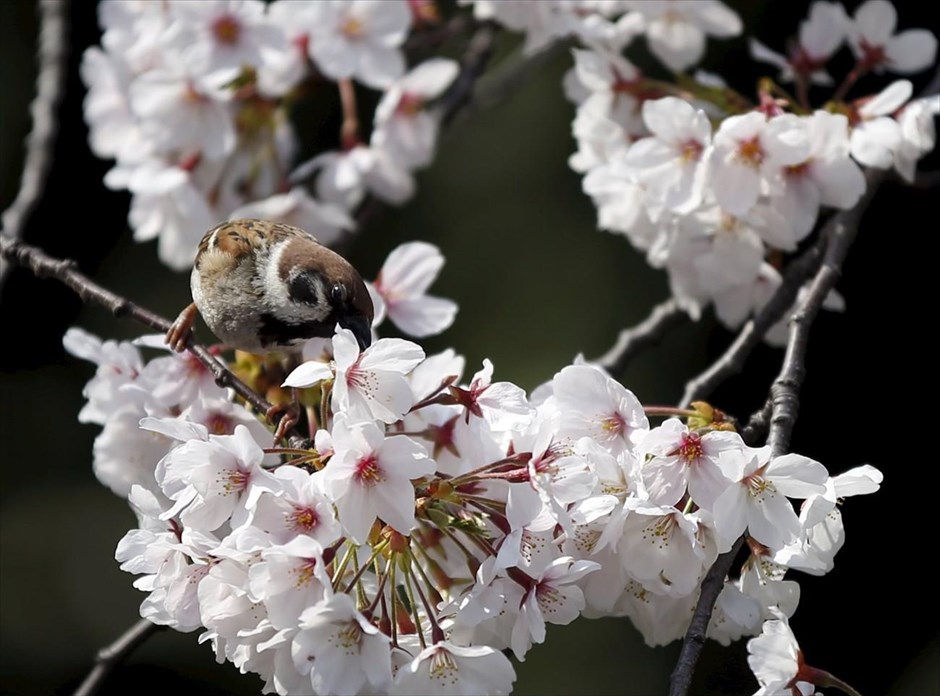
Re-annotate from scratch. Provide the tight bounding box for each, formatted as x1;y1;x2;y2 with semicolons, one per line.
388;296;458;337
283;360;333;388
886;30;938;74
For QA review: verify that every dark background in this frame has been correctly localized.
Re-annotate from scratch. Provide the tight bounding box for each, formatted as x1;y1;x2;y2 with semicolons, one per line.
1;1;937;694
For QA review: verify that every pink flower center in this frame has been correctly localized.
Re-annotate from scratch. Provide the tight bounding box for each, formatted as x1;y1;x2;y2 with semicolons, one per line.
205;412;235;435
785;159;812;178
346;359;379;398
212;15;242;45
341;14;365;39
223;468;250;494
680;139;704;163
397;92;425;116
601;412;626;437
675;433;704;464
736;136;765;168
292;558;319;588
288;505;320;533
642;514;677;547
743;472;775;498
355;454;383;487
858;38;887;70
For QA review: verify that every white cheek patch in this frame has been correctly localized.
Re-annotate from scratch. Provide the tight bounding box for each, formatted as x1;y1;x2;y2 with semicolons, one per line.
262;243;331;323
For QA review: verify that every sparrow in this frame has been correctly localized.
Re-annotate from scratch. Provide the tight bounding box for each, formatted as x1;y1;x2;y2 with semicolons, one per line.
166;218;374;356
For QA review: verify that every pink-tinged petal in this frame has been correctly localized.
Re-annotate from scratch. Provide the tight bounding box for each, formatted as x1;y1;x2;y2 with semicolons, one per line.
764;115;810;167
139;416;208;442
747;493;801;550
886;30;938;73
358;44;406;89
361;371;415;423
334;478;375;543
748;616;800;688
832;464;883;497
359;337;425;373
372;476;420;534
332;327;361;370
772;177;819;243
283;360;333;388
768;453;828;497
400;58;459;98
378;435;433;479
648;19;705;72
359;0;410;45
749;38;789;71
310;35;357;80
379;241;444;296
688;460;733;510
693;1;743;37
852;0;896;46
712;484;748;542
712;159;760;215
643;456;688;507
813;156;866;209
851;117;902;167
625;136;675;169
860;80;913;118
388;295;457;338
800;3;847;59
572;48;614;91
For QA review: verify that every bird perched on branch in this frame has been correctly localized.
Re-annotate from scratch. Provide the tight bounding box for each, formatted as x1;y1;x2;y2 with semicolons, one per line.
166;218;374;439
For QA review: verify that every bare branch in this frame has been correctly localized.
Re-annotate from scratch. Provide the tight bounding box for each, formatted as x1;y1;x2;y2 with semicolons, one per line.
678;168;886;408
469;38;571;116
593;298;686;376
0;234;308;447
0;0;68;282
439;21;498;127
670;168;888;696
766;179;875;455
668;537;745;696
74;619;163;696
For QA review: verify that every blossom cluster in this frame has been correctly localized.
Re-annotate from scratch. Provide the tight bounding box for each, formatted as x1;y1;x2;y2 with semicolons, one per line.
68;252;881;694
82;0;457;270
470;0;938;341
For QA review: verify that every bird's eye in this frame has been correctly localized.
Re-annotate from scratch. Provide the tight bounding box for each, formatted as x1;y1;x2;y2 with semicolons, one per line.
331;283;348;305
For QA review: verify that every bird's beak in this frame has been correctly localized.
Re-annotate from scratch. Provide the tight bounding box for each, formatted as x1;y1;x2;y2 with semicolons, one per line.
340;314;372;351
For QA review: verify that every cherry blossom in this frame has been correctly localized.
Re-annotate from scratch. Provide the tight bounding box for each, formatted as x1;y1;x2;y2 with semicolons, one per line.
749;2;848;86
305;0;412;90
323;416;433;543
847;0;938;74
625;0;743;73
284;327;425;424
371;241;458;338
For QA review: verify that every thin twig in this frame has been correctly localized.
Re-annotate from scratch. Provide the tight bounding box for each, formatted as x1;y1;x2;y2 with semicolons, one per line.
766;184;870;456
468;38;571;117
668;537;745;696
74;619;163;696
0;234;308;447
678;169;886;408
0;0;68;283
439;20;498;126
594;298;686;376
740;397;773;446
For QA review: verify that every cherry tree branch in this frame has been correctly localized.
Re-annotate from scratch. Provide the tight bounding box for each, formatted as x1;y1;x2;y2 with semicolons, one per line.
73;619;163;696
0;234;307;447
593;298;686;376
678;168;886;408
668;536;745;696
0;0;68;283
765;182;872;456
670;168;889;695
